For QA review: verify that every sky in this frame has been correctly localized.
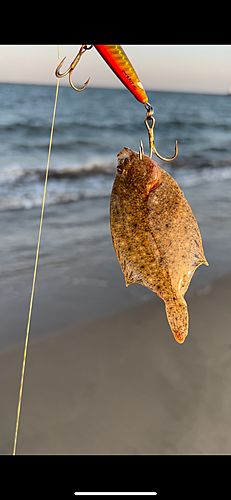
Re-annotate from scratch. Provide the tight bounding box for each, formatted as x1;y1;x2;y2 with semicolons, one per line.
0;45;231;94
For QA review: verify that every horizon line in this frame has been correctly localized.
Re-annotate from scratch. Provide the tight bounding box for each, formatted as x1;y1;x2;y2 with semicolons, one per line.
0;81;229;96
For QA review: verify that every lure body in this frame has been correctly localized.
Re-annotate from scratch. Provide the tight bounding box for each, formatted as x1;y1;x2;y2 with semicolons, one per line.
94;45;149;105
110;148;208;344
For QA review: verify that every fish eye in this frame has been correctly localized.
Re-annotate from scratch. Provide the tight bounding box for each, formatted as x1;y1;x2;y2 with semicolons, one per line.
117;165;123;174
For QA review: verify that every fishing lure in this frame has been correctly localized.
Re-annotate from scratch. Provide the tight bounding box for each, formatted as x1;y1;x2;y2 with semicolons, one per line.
94;45;149;105
55;44;178;162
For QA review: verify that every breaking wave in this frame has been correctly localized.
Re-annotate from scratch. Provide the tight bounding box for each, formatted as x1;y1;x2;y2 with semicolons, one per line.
0;160;231;212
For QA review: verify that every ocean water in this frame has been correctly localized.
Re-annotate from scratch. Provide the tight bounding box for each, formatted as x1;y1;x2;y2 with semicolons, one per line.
0;83;231;345
1;83;231;211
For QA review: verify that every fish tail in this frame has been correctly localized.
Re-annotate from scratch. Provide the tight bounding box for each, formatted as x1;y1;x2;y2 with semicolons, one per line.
165;295;189;344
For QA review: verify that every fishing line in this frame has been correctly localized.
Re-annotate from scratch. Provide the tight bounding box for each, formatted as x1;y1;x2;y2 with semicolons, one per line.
12;47;60;455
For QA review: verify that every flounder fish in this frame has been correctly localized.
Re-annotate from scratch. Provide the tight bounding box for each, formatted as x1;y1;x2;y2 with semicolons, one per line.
110;147;208;344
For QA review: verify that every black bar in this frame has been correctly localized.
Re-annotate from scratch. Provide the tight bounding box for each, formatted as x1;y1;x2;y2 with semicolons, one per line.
1;455;230;498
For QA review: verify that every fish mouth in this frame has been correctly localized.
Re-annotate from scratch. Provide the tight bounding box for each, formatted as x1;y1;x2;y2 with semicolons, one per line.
117;147;134;164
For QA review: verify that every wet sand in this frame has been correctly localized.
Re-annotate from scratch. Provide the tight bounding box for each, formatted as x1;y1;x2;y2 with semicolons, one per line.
0;272;231;455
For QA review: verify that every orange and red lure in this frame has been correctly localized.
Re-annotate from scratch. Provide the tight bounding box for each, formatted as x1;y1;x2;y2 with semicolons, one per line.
94;45;149;105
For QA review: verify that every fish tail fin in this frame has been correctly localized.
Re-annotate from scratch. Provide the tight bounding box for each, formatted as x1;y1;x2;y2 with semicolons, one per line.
165;295;189;344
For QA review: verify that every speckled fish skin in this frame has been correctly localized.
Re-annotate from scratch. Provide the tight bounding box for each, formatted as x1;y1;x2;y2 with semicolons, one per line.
110;147;208;344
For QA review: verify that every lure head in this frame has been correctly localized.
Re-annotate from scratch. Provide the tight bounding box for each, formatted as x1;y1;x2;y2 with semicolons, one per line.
116;147;161;198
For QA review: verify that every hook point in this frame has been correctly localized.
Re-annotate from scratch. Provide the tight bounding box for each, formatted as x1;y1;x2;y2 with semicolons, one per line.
55;57;68;78
69;74;90;92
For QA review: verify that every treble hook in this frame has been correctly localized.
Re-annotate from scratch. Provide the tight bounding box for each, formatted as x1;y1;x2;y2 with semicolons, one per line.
55;45;93;92
144;103;178;162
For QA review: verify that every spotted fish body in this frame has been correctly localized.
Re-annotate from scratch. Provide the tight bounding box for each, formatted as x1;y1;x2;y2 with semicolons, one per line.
110;148;208;344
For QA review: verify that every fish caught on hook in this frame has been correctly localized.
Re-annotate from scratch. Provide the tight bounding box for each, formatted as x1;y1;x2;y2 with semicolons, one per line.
110;147;208;344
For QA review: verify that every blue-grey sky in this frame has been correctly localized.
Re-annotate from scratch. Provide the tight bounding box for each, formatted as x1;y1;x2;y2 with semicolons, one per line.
0;45;231;94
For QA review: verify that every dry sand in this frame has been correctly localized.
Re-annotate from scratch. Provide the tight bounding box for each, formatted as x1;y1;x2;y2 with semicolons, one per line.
1;273;231;455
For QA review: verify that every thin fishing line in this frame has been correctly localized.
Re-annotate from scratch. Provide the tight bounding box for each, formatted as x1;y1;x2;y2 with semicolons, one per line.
12;48;60;455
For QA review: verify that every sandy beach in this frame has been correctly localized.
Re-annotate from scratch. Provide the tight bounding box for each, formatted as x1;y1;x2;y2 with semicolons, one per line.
1;271;231;455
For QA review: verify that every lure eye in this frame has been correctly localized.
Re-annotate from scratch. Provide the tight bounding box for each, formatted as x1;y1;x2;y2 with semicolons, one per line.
117;165;123;174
